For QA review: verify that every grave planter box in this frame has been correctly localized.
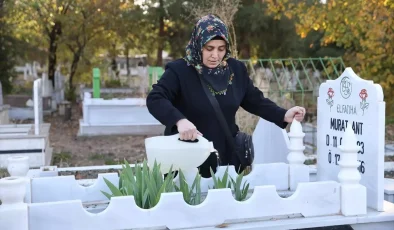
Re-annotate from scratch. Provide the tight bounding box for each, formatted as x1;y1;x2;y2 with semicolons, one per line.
78;93;164;136
26;165;394;205
39;166;58;177
2;109;394;229
12;163;345;230
3;162;394;230
29;163;292;204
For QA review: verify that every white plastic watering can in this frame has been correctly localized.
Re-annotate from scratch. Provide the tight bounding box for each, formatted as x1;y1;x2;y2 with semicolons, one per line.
145;134;214;174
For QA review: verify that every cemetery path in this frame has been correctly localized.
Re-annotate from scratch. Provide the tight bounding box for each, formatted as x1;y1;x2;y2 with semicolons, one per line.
45;104;152;168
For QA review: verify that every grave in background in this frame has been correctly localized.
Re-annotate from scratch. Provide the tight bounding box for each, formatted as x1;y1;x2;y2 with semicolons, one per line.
78;68;164;136
0;81;10;124
0;78;52;168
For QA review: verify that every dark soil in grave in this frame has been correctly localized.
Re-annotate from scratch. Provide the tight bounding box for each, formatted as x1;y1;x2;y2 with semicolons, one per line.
385;171;394;178
59;168;121;179
298;226;353;230
387;123;394;141
386;155;394;162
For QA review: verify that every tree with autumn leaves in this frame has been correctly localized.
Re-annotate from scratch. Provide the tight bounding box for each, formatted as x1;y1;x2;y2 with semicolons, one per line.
265;0;394;116
10;0;133;88
2;0;393;119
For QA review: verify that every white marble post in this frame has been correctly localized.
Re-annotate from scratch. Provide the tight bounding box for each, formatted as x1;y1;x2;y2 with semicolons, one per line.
41;72;52;97
0;177;29;230
338;124;367;216
0;80;3;105
32;62;38;79
53;70;65;103
33;79;43;135
83;92;92;124
0;80;9;124
138;66;148;97
287;120;309;190
59;72;65;102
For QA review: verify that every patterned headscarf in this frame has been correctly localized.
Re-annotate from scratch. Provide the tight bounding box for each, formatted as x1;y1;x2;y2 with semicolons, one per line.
184;14;233;95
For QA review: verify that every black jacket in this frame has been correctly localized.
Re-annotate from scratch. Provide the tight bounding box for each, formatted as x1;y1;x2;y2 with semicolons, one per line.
146;58;288;165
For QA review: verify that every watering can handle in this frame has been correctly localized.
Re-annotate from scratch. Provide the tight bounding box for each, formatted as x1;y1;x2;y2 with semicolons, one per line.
178;138;199;143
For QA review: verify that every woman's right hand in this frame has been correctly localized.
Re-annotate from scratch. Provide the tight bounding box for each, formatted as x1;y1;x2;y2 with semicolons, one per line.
176;119;202;141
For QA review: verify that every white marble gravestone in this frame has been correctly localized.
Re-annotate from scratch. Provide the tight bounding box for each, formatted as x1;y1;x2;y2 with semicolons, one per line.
252;118;289;164
316;67;385;211
0;81;10;124
53;70;65;103
33;79;43;135
0;80;3;105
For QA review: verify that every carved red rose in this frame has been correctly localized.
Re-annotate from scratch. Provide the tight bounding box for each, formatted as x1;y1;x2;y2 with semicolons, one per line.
327;88;334;98
359;89;368;101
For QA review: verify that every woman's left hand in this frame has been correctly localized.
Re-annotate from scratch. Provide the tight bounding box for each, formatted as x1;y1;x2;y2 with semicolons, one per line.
284;106;306;123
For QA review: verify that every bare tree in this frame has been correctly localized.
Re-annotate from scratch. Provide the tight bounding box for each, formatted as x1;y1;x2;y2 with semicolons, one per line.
185;0;241;59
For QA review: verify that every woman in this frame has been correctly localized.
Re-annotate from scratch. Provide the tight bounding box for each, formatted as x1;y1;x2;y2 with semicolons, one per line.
146;14;305;177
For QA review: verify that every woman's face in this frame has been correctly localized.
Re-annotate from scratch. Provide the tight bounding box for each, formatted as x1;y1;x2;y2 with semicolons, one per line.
202;39;227;68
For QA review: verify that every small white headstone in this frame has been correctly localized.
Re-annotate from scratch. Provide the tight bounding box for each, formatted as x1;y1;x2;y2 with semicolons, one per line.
252;118;289;164
0;81;3;105
34;79;43;135
41;72;52;97
316;67;385;211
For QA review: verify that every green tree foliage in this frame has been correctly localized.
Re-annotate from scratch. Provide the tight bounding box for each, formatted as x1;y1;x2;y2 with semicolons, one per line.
59;0;128;91
234;0;344;59
265;0;394;116
4;0;376;108
165;0;195;59
14;0;75;85
0;0;16;94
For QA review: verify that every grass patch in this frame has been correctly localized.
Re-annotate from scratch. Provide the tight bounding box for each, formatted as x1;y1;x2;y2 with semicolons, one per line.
0;168;9;179
52;152;72;166
104;159;119;165
304;159;317;165
89;153;120;165
89;153;108;160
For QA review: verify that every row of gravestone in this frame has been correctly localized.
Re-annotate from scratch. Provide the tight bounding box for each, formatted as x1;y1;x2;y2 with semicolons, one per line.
0;78;43;132
253;67;386;212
